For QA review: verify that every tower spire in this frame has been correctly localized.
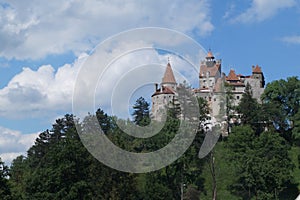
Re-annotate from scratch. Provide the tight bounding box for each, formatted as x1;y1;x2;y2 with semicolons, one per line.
206;49;215;60
162;60;176;85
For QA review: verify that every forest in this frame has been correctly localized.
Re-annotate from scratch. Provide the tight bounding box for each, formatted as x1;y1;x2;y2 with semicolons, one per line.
0;76;299;200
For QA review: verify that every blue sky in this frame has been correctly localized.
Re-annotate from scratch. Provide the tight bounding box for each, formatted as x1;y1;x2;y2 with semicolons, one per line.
0;0;300;165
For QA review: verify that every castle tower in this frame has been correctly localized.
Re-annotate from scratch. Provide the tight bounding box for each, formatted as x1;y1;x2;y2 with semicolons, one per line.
196;50;222;102
252;65;265;88
151;61;177;120
199;50;222;90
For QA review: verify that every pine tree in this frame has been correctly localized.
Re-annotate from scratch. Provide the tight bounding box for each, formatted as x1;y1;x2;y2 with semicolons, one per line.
237;83;265;134
132;97;150;126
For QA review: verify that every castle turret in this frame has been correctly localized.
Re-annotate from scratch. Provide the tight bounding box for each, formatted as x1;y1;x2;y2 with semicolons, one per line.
161;62;177;90
199;50;221;90
151;61;177;120
252;65;265;88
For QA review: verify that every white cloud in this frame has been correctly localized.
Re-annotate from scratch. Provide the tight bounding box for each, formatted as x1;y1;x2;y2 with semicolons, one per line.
281;35;300;44
0;0;213;60
0;38;204;120
0;26;207;121
0;126;39;165
231;0;296;23
0;53;87;118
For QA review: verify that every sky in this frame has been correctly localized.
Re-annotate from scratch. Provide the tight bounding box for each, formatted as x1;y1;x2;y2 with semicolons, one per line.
0;0;300;165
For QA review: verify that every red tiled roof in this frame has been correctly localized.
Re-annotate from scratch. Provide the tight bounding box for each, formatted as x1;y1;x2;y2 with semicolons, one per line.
252;65;262;73
226;69;239;81
151;86;175;97
162;86;175;94
162;63;176;84
199;64;220;77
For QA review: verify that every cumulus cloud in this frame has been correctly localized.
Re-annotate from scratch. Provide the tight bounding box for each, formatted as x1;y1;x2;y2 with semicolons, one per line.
231;0;296;23
0;126;39;165
0;0;213;60
0;53;87;118
0;37;205;120
281;35;300;44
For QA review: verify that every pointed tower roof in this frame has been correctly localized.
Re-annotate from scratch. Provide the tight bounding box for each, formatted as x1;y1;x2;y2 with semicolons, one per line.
252;65;262;73
206;49;215;60
162;62;176;84
226;69;239;81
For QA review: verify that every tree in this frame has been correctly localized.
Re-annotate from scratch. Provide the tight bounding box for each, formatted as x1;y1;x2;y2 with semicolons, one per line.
132;97;150;126
237;83;265;134
138;101;205;199
292;109;300;144
21;115;96;199
9;155;27;200
237;83;258;124
9;114;138;200
96;108;113;134
226;126;293;199
262;76;300;140
0;158;10;200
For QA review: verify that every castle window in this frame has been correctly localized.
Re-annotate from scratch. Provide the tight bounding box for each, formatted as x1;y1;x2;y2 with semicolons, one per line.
237;96;240;100
214;98;216;101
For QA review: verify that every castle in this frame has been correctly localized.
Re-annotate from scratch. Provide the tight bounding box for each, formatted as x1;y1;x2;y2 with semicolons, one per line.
151;50;265;134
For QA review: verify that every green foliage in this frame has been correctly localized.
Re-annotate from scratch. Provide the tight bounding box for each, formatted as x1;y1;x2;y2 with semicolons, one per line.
226;126;293;199
237;83;266;134
200;142;241;200
142;128;205;199
0;158;10;200
9;114;138;200
292;109;300;144
132;97;150;126
197;97;210;128
262;76;300;139
96;108;113;134
9;155;27;200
